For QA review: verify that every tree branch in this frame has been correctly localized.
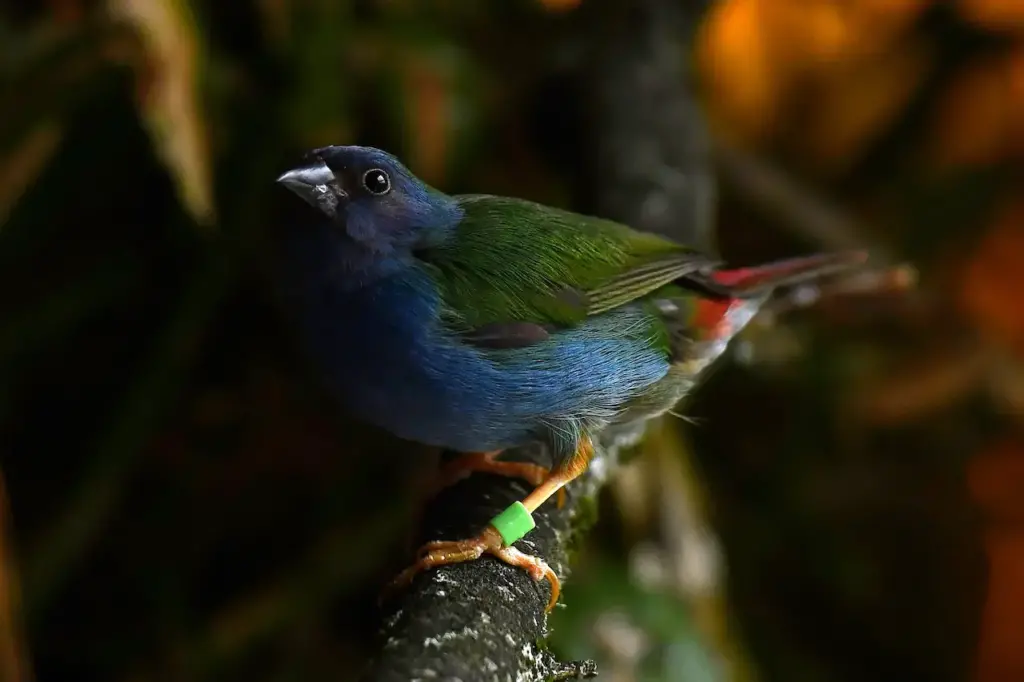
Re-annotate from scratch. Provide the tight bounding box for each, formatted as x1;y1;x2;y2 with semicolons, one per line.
358;426;646;682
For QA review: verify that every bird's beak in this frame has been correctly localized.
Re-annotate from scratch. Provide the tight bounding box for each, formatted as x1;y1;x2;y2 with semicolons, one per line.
276;160;345;209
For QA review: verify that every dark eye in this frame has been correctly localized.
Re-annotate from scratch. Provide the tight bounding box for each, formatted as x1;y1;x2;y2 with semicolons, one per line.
362;168;391;195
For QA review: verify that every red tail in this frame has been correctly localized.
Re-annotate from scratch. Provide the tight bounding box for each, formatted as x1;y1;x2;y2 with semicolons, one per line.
692;250;868;341
710;250;869;296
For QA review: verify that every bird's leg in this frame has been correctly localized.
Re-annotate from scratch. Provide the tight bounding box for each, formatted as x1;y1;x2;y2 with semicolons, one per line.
518;438;592;515
388;436;595;612
431;450;566;509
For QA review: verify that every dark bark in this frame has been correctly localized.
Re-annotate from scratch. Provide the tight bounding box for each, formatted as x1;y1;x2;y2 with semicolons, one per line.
360;0;713;679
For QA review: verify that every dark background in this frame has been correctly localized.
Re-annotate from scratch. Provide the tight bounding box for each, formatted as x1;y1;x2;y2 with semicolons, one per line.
1;1;1022;681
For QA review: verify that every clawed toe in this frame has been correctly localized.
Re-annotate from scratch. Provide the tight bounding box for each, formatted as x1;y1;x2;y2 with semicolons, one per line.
386;525;561;612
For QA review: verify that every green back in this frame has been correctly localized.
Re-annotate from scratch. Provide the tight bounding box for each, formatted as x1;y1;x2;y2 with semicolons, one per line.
419;194;715;332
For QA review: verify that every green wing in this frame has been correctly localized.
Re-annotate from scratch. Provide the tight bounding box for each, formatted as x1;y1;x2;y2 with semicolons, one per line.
418;194;718;339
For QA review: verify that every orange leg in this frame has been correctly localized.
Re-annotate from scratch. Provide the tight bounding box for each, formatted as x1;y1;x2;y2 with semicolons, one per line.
390;436;595;612
432;450;566;509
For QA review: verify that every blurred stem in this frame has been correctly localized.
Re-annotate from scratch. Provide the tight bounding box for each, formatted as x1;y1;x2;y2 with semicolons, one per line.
587;0;717;250
0;469;32;682
0;121;63;228
648;418;757;682
712;140;895;264
22;248;233;622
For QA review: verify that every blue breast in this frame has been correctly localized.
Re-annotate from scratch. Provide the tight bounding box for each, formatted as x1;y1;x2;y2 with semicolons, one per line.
285;248;670;456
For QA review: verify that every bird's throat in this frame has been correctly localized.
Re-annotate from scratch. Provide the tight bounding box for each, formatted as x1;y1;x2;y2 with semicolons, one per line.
284;219;409;293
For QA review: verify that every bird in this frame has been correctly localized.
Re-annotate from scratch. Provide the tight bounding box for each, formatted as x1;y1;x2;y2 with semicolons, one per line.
274;145;866;612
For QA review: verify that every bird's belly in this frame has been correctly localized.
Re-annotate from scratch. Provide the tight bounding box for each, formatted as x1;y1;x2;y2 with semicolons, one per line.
294;271;671;454
324;342;523;452
295;278;532;451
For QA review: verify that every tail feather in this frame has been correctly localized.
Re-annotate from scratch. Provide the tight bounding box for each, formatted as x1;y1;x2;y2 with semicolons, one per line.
684;249;868;345
708;250;869;297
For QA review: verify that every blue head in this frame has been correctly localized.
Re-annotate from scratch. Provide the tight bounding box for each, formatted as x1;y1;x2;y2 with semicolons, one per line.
277;145;461;281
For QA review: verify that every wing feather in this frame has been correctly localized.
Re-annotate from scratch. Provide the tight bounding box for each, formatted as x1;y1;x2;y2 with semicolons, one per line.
584;254;718;315
416;195;711;347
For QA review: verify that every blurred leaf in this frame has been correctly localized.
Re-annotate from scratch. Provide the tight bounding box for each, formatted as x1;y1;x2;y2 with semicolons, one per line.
969;440;1024;522
783;2;865;68
0;21;137;154
398;41;483;185
697;0;932;148
971;437;1024;682
959;199;1024;349
108;0;214;229
537;0;581;12
0;121;62;228
256;0;289;49
403;53;451;184
894;166;1007;259
959;0;1024;32
803;38;931;171
797;0;932;67
844;343;990;426
282;0;350;148
988;352;1024;416
697;0;786;144
976;532;1024;681
47;0;86;25
931;49;1024;169
550;558;721;682
0;471;31;682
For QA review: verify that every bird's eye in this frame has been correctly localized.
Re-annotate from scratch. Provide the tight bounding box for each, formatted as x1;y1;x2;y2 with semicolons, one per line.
362;169;391;195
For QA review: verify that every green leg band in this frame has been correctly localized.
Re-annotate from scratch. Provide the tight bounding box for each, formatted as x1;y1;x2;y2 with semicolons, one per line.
490;501;535;546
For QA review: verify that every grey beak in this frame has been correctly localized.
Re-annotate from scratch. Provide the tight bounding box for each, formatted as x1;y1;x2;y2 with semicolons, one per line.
276;161;344;209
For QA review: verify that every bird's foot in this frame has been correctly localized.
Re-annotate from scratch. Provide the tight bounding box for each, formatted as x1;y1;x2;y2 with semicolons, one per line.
433;451;566;509
387;525;561;612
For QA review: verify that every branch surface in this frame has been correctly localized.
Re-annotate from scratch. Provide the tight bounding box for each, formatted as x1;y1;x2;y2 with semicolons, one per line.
359;427;645;682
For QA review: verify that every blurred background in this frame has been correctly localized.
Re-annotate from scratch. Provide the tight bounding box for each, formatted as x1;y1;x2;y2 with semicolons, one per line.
1;0;1022;680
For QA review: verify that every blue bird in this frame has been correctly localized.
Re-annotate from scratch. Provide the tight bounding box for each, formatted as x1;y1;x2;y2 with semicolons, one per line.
275;145;865;611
